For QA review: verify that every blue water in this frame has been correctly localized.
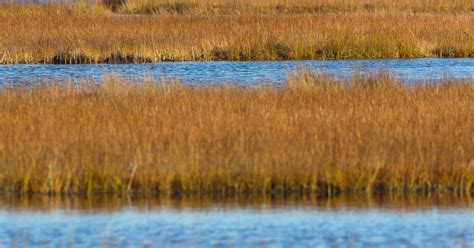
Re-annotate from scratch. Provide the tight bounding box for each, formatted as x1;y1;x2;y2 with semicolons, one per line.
1;58;473;86
2;208;474;247
0;195;473;247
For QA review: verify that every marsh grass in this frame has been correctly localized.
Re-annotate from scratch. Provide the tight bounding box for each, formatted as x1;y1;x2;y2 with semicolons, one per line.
0;4;473;64
7;0;471;14
109;0;474;15
0;72;473;195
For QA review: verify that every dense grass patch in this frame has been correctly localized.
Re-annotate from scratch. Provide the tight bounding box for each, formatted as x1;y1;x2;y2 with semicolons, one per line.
0;72;473;195
0;4;473;63
108;0;474;15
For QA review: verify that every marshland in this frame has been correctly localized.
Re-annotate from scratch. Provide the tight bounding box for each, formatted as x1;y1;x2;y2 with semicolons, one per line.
0;0;474;247
0;0;473;63
0;69;472;247
1;72;474;195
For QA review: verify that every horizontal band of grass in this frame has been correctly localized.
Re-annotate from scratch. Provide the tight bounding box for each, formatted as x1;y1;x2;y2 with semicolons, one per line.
0;4;473;63
0;72;473;195
103;0;474;15
5;0;473;15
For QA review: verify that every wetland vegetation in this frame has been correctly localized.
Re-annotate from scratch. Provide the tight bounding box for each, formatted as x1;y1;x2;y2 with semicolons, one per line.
101;0;474;15
0;0;473;64
1;2;474;246
0;72;473;195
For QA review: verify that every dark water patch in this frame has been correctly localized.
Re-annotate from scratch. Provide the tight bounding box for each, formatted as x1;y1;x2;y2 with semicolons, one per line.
1;58;473;86
0;193;473;213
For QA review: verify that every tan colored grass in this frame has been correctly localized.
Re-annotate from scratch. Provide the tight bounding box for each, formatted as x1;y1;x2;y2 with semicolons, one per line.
0;72;473;195
0;4;473;64
4;0;472;14
111;0;474;15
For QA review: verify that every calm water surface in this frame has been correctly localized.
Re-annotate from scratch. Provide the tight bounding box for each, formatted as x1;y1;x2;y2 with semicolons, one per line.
1;58;473;86
0;194;473;247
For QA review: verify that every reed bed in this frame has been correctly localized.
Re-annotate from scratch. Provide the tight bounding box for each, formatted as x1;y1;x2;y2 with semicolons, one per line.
109;0;474;15
3;0;473;14
0;72;473;195
0;4;473;63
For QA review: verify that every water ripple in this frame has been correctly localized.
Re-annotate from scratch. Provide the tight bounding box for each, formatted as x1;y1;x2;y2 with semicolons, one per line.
1;58;473;86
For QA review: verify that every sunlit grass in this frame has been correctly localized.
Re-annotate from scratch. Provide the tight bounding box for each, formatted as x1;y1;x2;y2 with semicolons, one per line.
0;4;473;64
0;72;473;195
110;0;474;15
4;0;473;14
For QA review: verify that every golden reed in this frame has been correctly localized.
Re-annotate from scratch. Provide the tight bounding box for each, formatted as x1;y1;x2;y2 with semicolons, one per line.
0;3;473;63
4;0;473;14
0;72;473;195
103;0;474;15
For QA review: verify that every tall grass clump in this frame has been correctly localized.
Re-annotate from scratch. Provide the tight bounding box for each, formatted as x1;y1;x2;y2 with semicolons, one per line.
0;72;473;195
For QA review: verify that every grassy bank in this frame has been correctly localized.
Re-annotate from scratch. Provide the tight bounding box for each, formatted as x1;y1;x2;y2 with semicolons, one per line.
0;73;473;195
0;4;473;63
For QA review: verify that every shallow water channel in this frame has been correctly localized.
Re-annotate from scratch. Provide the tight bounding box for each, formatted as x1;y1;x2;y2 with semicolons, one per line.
1;58;473;86
0;194;473;247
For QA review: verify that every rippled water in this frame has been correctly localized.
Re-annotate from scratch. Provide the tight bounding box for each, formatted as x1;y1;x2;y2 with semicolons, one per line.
1;58;473;86
0;194;473;247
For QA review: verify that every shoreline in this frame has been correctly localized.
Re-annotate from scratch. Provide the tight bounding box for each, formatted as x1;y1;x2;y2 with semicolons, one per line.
1;54;471;65
1;191;473;211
